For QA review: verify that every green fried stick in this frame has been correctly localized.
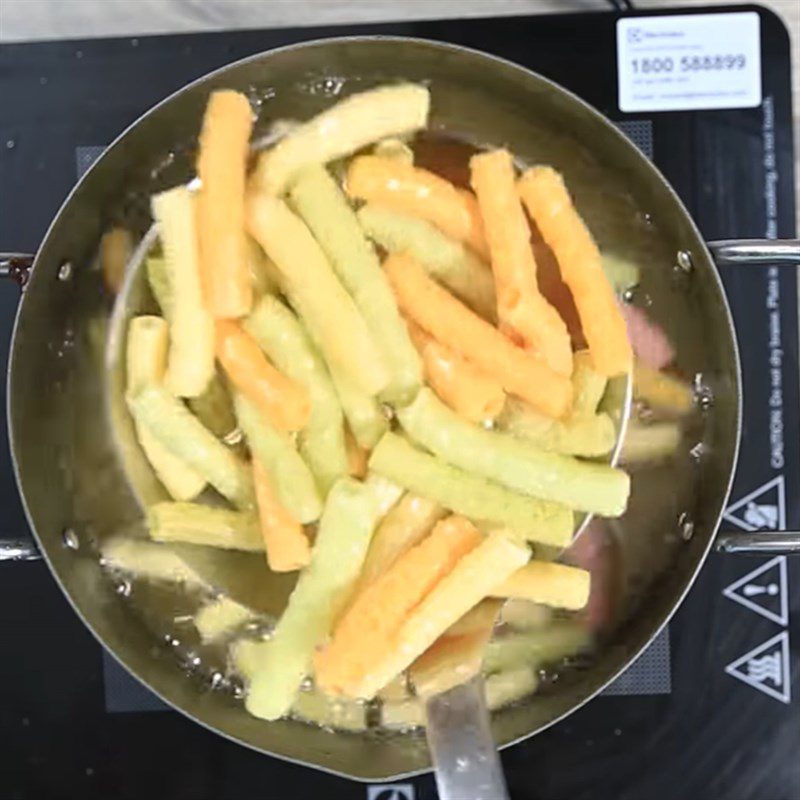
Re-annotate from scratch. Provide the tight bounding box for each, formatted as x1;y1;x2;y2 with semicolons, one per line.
483;623;590;674
130;385;254;509
147;501;262;551
328;365;389;450
289;166;421;404
571;350;608;417
244;478;388;720
187;372;237;440
146;256;172;318
244;295;347;495
500;401;617;458
369;432;573;547
398;389;628;516
233;393;322;524
357;204;496;321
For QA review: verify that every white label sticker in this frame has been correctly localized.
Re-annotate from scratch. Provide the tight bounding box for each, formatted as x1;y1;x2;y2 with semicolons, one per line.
617;12;761;112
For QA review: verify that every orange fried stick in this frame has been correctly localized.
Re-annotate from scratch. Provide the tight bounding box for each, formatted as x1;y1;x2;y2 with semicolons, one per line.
346;155;489;259
355;493;445;595
196;90;254;319
470;150;572;376
406;319;506;423
252;459;310;572
314;515;483;695
385;253;572;419
216;320;310;431
410;599;502;697
518;167;632;377
348;531;529;699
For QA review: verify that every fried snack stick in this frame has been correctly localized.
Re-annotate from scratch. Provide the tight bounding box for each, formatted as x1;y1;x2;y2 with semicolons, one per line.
346;156;489;259
491;560;590;610
289;165;421;404
126;316;206;500
144;256;237;438
356;204;496;321
348;532;530;699
483;623;590;674
216;320;310;432
355;493;445;594
369;433;574;547
314;516;483;695
398;389;629;516
384;252;571;418
130;385;254;509
252;459;310;572
382;668;539;728
344;427;369;479
633;359;694;416
329;365;388;450
410;599;502;698
498;350;615;457
244;295;348;495
252;84;429;195
243;478;393;720
151;187;215;397
518;167;632;377
147;502;262;551
246;192;390;396
234;393;321;524
196;90;253;318
406;321;506;423
470;150;572;376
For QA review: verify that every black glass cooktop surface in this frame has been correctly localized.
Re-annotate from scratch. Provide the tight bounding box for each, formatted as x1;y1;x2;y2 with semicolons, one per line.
0;5;797;799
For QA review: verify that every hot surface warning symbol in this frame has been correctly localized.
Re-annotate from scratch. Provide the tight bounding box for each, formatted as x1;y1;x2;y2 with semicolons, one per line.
724;630;791;704
722;475;786;532
722;556;789;625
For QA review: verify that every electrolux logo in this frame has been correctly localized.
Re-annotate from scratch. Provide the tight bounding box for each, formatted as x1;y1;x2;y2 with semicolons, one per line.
626;26;685;43
627;28;644;44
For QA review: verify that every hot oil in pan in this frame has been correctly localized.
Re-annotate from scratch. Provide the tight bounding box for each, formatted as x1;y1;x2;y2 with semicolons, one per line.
96;126;711;733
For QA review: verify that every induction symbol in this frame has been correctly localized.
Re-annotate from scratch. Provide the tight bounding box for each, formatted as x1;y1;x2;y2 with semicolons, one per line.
725;630;791;704
746;653;782;685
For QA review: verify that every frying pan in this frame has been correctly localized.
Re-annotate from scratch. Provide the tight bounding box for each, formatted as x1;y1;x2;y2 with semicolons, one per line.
2;38;799;785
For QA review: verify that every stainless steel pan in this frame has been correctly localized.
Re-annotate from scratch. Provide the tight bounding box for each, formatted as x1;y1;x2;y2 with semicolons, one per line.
2;37;798;782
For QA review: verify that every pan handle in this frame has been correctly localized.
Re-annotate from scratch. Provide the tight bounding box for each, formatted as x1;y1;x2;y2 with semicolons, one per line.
716;532;800;554
0;253;34;287
707;238;800;266
0;253;41;561
707;238;800;555
425;676;510;800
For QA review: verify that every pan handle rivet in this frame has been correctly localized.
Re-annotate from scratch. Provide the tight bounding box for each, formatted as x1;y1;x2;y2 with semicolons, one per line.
678;512;694;541
57;261;73;281
62;527;79;550
676;250;694;273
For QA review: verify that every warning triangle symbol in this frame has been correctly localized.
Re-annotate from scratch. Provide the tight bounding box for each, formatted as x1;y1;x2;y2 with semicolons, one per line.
724;630;791;704
722;556;789;625
722;475;785;532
